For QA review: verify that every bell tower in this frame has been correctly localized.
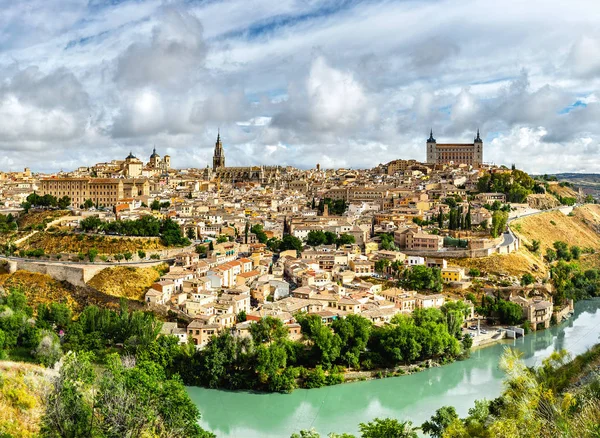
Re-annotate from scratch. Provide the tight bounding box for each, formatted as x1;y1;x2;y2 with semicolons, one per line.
426;129;437;164
212;130;225;170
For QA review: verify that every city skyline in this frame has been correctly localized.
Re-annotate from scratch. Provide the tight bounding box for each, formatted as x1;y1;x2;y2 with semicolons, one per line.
1;0;599;173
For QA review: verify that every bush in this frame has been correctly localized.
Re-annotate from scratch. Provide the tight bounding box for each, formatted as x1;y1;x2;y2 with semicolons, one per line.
468;268;480;277
150;254;160;260
137;250;146;259
521;273;535;286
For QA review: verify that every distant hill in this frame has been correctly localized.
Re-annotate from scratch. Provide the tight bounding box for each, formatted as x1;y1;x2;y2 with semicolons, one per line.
545;173;600;199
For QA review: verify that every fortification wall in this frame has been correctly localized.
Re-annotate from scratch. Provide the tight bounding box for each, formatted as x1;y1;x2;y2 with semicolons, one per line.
0;258;165;288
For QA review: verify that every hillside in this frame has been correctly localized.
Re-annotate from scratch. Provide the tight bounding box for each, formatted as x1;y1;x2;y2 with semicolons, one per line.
511;204;600;254
21;232;166;255
453;250;547;279
0;362;50;437
16;210;70;230
87;264;168;301
546;181;580;200
0;270;148;313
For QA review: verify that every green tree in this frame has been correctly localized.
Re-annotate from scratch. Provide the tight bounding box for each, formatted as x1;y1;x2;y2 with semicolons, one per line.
521;272;535;286
374;259;391;275
400;266;443;292
251;224;268;244
187;228;196;240
57;196;71;209
306;230;327;246
336;234;355;247
150;199;161;210
491;210;508;238
332;315;372;369
88;247;98;262
421;406;459;438
280;235;303;255
41;351;96;438
359;418;419;438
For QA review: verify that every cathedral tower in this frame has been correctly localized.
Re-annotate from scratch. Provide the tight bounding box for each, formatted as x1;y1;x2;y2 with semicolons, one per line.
212;130;225;170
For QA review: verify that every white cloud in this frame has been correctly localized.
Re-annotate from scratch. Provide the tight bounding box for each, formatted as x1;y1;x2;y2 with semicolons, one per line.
0;0;599;173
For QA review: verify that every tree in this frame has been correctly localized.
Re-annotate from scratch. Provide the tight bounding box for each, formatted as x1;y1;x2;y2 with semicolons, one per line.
33;330;62;366
496;300;524;325
124;251;133;261
307;230;327;246
57;196;71;209
83;198;94;209
374;259;391;275
521;273;535;286
150;199;161;210
336;234;355;247
88;247;98;263
251;224;268;244
137;250;146;259
570;245;581;260
187;228;196;240
195;245;207;256
216;234;228;244
237;310;247;322
468;268;480;277
332;314;372;369
359;418;419;438
422;406;459;438
400;266;443;292
280;235;303;255
465;207;472;230
491;211;508;238
41;351;96;437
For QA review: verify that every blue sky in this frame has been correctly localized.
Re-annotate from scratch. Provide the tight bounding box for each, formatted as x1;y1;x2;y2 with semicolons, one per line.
0;0;599;173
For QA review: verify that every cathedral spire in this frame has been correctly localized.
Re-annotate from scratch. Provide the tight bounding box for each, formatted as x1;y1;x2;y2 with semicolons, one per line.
475;129;481;142
213;130;225;170
428;129;436;142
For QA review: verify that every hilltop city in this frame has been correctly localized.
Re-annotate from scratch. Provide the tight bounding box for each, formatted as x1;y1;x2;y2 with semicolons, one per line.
0;130;595;351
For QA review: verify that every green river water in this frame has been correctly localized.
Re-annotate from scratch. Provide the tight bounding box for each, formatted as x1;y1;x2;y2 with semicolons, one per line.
187;299;600;438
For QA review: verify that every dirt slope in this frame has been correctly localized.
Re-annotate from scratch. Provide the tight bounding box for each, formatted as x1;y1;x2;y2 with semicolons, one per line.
88;264;168;301
511;205;600;254
0;271;149;313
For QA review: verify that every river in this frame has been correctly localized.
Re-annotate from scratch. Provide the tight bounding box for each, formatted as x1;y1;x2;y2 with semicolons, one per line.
187;299;600;438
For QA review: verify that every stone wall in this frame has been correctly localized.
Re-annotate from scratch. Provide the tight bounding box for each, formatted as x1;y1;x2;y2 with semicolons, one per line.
0;257;166;288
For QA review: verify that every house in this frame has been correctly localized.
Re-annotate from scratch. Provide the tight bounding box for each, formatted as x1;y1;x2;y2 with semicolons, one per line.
145;280;176;305
160;322;188;344
187;318;221;348
416;293;445;309
349;259;374;277
509;295;553;330
441;267;465;282
394;227;443;251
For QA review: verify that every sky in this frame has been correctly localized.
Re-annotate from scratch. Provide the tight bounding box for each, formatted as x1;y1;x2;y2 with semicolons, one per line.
1;0;600;174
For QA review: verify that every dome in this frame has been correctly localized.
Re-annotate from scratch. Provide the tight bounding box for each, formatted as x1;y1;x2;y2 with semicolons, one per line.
150;147;160;159
126;151;137;160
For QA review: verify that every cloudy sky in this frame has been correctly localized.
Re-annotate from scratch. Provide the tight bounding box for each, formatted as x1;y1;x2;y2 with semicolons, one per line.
1;0;599;173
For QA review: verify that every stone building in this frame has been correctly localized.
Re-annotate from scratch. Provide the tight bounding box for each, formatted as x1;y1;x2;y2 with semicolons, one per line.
426;130;483;167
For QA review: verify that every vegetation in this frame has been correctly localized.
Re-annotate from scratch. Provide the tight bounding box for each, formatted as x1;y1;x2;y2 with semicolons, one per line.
306;230;356;247
80;216;190;246
490;210;508;238
477;169;542;203
318;198;348;216
399;266;443;293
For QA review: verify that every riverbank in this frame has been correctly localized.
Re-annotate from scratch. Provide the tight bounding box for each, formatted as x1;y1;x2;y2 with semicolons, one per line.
188;299;600;438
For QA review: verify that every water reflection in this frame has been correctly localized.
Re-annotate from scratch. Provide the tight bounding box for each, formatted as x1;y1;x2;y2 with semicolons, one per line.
188;299;600;438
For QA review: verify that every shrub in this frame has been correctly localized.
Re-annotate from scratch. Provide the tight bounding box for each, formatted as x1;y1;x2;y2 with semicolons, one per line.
468;268;481;277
